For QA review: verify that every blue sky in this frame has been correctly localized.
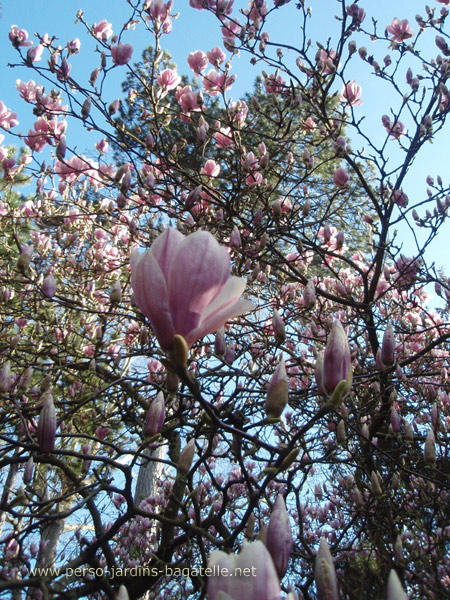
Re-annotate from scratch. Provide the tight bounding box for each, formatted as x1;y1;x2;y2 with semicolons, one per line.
1;0;449;286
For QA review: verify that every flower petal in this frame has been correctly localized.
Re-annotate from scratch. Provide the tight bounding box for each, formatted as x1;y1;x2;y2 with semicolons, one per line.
185;277;254;345
150;227;184;278
168;231;230;336
130;250;175;350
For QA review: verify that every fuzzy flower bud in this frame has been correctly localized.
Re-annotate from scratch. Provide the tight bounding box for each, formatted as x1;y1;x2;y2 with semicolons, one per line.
143;391;165;437
381;322;395;366
177;438;195;476
314;538;339;600
272;309;286;343
266;495;293;578
265;358;289;418
37;392;56;454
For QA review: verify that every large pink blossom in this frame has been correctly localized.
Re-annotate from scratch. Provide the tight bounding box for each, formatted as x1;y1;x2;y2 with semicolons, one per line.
92;20;113;40
387;18;414;43
202;69;236;97
157;69;181;95
130;228;253;351
341;80;362;106
187;50;208;74
111;43;133;66
9;25;33;48
0;102;19;131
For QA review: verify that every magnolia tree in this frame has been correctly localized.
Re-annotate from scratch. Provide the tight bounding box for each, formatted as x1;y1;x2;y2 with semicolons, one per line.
1;0;450;599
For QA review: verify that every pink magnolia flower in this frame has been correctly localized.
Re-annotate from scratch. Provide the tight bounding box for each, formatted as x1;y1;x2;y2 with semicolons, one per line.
383;116;406;139
215;126;233;147
66;38;81;55
9;25;33;47
187;50;208;74
0;102;19;131
16;79;43;102
341;80;362;106
111;43;133;66
264;73;286;94
315;49;338;74
346;3;365;24
176;86;202;113
202;69;236;97
207;46;226;66
27;45;44;63
130;228;254;351
157;69;181;95
333;167;350;187
387;18;414;43
202;159;220;177
92;20;113;40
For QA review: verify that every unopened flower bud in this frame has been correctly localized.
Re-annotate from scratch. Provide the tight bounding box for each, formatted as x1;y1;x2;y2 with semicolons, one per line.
177;438;195;476
37;392;56;454
42;274;56;299
424;429;436;465
266;495;293;578
272;309;286;343
23;457;34;484
143;391;165;437
386;570;407;600
110;281;122;304
315;538;339;600
214;327;226;356
265;359;289;418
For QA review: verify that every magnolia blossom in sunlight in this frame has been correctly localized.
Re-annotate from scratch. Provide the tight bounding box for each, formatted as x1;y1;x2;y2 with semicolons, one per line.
92;20;113;40
341;80;362;106
157;69;181;95
387;18;414;43
130;228;254;351
111;43;133;66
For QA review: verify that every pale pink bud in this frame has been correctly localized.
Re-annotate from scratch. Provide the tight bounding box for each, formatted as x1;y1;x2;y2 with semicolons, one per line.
266;495;293;578
42;274;56;298
0;360;12;393
337;419;346;443
109;281;122;304
230;225;241;249
424;429;436;465
116;585;130;600
143;391;165;437
266;359;289;418
303;279;316;308
272;309;285;343
207;541;281;600
381;323;395;366
371;470;382;497
214;327;226;356
23;456;34;484
177;438;195;476
315;538;339;600
37;392;56;454
223;343;235;365
386;570;407;600
81;97;92;120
